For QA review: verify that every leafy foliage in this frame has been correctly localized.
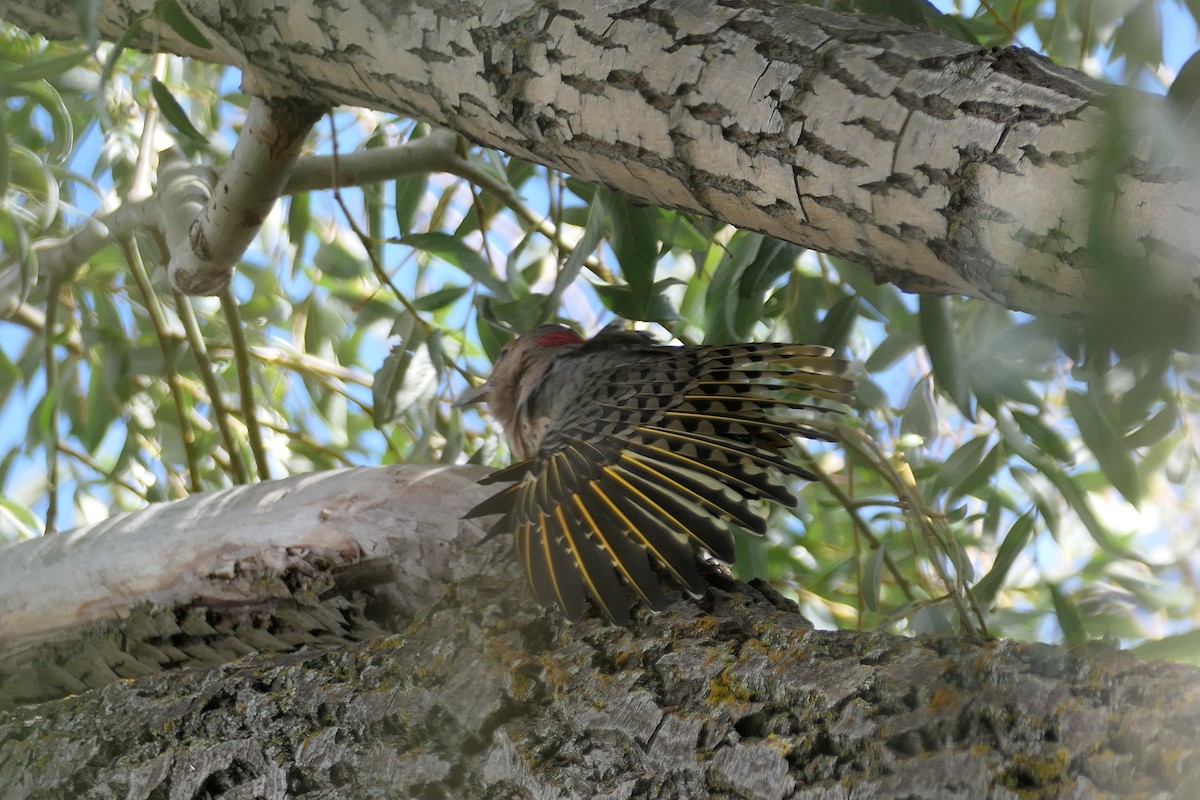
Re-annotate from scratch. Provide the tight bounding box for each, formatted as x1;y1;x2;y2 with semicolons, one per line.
1;2;1198;660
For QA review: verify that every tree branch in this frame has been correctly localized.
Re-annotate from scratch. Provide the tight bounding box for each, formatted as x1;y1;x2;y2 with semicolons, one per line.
161;96;326;295
6;0;1196;316
1;465;1197;796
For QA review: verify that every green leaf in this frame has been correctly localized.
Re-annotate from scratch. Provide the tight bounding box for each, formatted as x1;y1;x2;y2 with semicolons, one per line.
0;50;91;84
955;442;1004;500
474;299;510;362
365;184;384;261
816;294;859;352
900;377;936;442
853;376;888;412
373;326;438;426
155;0;214;49
0;348;19;405
287;192;310;276
1123;404;1177;450
1049;584;1087;643
1065;389;1142;506
971;511;1034;607
969;356;1042;411
1038;460;1145;564
101;15;147;99
82;359;120;452
313;239;362;280
549;197;606;311
1011;410;1073;464
705;233;799;342
933;436;990;497
865;326;918;373
919;295;972;419
852;0;980;43
413;285;468;312
705;232;760;340
593;280;680;325
478;292;550;336
1109;0;1162;78
393;172;427;237
506;156;535;190
596;187;659;306
911;603;955;635
1166;437;1193;484
6;144;59;230
5;78;74;163
658;210;712;252
851;0;934;27
0;106;9;202
74;0;101;48
739;237;800;297
401;232;508;299
1131;629;1200;666
732;528;768;582
0;496;42;539
0;215;35;308
150;77;208;143
1116;356;1168;428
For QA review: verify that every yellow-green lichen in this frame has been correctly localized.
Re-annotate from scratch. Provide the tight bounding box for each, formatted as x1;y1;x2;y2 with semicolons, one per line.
994;747;1071;798
706;670;756;708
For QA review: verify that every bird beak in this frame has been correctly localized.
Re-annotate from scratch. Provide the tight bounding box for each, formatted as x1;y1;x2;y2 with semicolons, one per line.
452;382;490;408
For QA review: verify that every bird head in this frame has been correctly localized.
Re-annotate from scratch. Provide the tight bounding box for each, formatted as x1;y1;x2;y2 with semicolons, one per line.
454;324;586;441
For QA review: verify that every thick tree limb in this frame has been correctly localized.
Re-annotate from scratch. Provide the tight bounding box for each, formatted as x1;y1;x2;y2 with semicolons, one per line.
0;465;1197;797
0;465;495;706
5;0;1199;315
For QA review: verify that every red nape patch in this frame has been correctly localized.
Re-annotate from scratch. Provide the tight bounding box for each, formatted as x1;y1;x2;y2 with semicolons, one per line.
536;329;585;347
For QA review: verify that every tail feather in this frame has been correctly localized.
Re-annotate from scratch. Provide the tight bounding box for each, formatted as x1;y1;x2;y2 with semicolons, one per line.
611;459;739;562
596;472;707;598
573;490;669;611
558;500;631;624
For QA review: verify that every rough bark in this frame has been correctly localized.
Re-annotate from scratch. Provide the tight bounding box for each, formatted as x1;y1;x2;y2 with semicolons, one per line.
4;0;1199;316
0;466;1198;798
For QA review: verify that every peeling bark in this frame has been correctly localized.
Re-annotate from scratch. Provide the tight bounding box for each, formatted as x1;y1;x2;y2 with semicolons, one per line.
4;0;1199;315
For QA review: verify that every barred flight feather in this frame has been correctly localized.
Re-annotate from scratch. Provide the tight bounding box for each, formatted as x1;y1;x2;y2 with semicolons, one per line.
460;323;853;623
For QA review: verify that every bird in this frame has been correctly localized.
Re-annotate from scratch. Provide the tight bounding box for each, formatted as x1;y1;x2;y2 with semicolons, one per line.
456;322;854;624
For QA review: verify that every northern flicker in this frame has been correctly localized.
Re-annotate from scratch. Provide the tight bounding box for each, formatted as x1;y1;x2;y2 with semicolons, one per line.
458;323;854;624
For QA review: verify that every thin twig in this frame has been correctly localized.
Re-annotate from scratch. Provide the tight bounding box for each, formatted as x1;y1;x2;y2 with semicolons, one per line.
975;0;1016;38
57;440;148;499
219;286;271;480
120;236;203;491
41;276;63;534
839;426;989;637
796;447;917;602
174;290;250;483
260;421;356;466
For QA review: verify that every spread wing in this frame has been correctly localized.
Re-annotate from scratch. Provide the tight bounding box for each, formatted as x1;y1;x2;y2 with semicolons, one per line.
465;342;854;624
